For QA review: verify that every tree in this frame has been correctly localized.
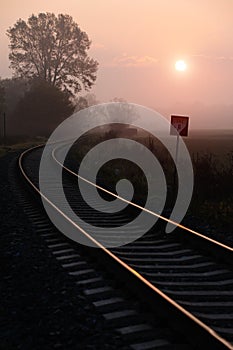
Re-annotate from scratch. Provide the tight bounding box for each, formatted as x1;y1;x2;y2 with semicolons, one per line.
74;93;99;112
108;97;138;125
0;77;28;115
7;13;98;97
13;79;74;136
0;78;32;135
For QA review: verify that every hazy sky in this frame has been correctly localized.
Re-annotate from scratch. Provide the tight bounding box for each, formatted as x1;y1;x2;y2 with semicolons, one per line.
1;0;233;128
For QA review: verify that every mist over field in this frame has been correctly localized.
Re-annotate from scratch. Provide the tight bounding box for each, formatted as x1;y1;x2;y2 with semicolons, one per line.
1;1;233;131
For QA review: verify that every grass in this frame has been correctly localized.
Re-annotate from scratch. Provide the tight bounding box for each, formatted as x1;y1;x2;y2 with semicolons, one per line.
0;136;47;158
69;128;233;233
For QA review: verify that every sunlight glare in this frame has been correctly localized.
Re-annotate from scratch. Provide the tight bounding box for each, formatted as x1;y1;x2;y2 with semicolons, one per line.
175;60;187;71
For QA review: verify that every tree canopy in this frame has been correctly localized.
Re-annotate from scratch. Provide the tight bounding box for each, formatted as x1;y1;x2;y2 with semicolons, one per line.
74;93;99;112
13;79;74;136
7;13;98;97
0;77;28;115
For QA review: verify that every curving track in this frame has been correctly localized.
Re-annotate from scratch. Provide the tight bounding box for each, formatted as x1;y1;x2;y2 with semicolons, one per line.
18;142;233;350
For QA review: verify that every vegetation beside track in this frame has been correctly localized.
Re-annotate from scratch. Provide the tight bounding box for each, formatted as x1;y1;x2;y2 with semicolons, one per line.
68;128;233;236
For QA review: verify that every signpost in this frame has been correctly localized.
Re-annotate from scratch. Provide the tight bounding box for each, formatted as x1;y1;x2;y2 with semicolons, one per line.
170;115;189;186
170;115;189;137
170;115;189;163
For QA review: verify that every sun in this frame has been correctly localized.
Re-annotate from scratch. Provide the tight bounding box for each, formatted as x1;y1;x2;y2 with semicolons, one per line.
175;60;187;71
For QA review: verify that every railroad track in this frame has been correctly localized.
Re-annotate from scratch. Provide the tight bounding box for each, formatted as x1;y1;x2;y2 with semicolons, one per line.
17;142;233;350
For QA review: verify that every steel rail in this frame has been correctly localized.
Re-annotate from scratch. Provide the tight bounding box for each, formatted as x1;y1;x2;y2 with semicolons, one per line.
18;144;233;350
53;144;233;265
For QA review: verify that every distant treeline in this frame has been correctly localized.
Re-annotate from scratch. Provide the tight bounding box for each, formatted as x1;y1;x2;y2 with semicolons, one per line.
0;78;102;140
0;78;75;138
0;77;132;141
0;12;100;141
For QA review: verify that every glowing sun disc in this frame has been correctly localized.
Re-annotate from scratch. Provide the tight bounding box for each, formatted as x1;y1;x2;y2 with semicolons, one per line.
175;60;187;71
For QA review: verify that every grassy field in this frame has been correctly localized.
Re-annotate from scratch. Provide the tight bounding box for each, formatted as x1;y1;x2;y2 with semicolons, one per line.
70;128;233;233
0;136;47;158
185;129;233;163
184;129;232;231
1;130;231;235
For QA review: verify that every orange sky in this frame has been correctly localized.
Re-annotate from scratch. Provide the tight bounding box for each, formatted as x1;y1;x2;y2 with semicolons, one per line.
1;0;233;128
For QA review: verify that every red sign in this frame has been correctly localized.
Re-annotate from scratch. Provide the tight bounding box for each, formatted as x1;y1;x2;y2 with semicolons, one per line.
170;115;189;137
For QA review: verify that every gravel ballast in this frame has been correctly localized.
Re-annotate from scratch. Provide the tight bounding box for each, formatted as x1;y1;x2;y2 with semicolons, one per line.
1;151;126;350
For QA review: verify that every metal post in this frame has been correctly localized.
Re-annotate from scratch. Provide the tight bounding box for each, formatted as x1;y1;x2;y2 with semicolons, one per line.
175;134;180;164
3;112;6;145
173;134;180;186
